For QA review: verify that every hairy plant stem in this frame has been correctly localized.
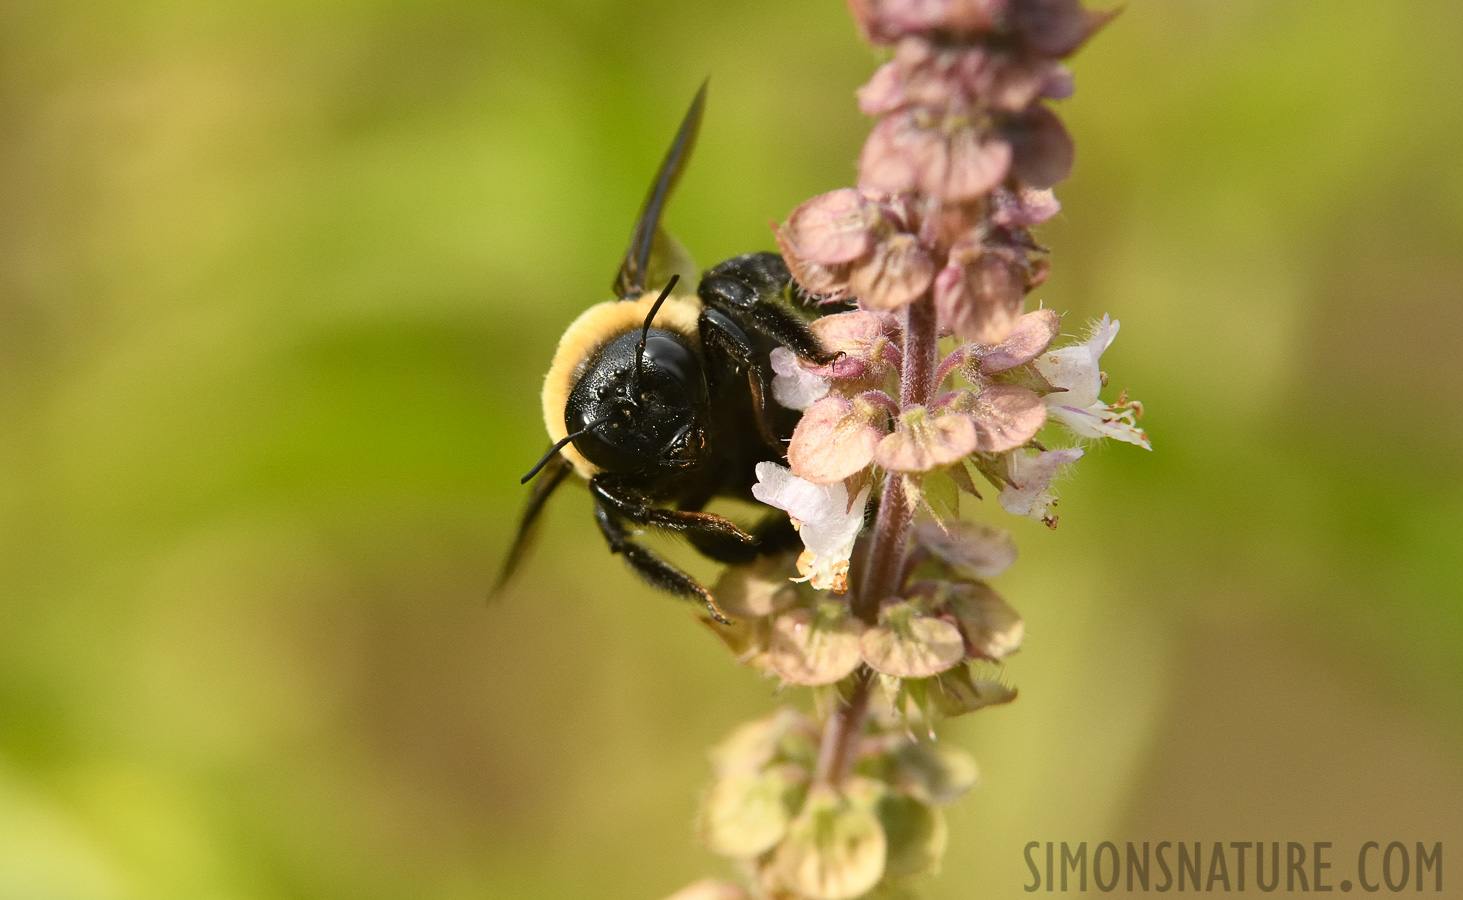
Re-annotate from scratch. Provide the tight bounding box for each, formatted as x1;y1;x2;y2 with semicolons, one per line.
814;667;872;787
851;294;939;624
817;294;940;788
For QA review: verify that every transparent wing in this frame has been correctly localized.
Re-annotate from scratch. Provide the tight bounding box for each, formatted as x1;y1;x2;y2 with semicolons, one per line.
613;80;707;299
494;453;574;596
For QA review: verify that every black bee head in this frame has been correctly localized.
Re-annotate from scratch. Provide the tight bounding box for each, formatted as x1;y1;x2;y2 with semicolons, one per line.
565;328;708;473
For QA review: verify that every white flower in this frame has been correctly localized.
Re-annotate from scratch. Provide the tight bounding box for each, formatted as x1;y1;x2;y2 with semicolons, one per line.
999;447;1084;525
1033;315;1150;449
751;462;869;593
769;347;830;410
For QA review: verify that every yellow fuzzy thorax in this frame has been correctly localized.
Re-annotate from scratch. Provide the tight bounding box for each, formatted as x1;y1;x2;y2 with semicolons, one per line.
540;291;704;479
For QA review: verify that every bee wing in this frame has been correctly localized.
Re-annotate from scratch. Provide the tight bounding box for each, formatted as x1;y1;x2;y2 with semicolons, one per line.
642;226;699;301
493;452;574;596
613;80;707;299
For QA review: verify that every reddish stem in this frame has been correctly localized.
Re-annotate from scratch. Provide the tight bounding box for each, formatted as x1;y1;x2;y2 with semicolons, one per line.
813;668;872;787
819;292;940;788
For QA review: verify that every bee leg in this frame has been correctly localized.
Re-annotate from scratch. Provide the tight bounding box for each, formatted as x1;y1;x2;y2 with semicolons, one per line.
698;252;840;366
686;508;800;565
700;308;780;450
592;500;732;624
589;477;756;546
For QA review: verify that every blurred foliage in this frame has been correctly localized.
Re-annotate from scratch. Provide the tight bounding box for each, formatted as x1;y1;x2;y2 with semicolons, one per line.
1;1;1460;899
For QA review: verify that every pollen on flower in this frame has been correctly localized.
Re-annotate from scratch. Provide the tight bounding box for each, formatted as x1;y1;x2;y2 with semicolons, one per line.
1034;315;1151;449
751;463;870;594
794;549;850;593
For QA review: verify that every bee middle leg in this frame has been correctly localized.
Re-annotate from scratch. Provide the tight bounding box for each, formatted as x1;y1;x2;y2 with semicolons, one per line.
592;501;732;624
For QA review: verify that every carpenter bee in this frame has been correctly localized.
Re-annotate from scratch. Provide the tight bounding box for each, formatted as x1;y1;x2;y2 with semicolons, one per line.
499;84;839;622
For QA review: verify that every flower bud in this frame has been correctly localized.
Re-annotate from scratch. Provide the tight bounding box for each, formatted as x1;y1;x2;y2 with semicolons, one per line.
1006;103;1075;189
781;189;877;266
661;880;752;900
966;382;1047;452
713;554;803;619
968;309;1062;375
860;39;1061;117
806;310;893;382
991;186;1061;228
933;241;1027;344
929;664;1018;717
859;111;1012;204
710;707;816;777
847;0;1004;45
700;612;771;669
1011;0;1118;58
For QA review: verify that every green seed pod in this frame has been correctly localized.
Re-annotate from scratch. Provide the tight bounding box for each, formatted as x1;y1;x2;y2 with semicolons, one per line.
713;553;803;618
699;768;802;859
660;878;752;900
929;664;1018;717
768;603;864;686
773;785;887;900
710;708;813;777
876;793;948;879
942;581;1024;660
889;740;979;807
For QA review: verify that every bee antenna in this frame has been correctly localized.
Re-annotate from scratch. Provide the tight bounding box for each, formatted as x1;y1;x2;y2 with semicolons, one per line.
632;274;679;396
520;422;601;484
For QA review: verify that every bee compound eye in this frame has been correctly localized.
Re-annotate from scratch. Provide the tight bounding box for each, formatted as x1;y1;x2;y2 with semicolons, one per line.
639;334;706;407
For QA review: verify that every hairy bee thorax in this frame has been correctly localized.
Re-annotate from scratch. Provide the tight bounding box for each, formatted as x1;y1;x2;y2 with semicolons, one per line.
541;290;704;479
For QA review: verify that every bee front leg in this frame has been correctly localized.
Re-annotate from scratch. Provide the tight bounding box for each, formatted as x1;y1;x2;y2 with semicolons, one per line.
700;308;780;450
589;477;755;545
591;500;732;624
686;508;801;565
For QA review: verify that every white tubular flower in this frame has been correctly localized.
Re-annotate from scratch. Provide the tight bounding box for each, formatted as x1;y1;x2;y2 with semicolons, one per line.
999;447;1084;524
769;347;831;410
751;462;870;593
1033;315;1150;449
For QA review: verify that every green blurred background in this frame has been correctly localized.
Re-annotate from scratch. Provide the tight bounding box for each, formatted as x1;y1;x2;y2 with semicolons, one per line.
2;1;1460;898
